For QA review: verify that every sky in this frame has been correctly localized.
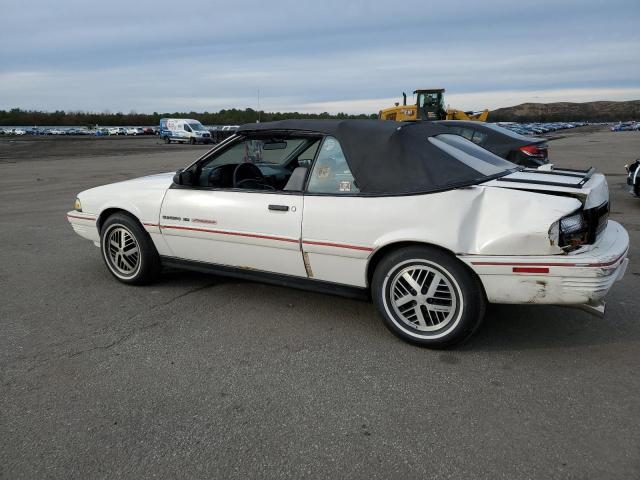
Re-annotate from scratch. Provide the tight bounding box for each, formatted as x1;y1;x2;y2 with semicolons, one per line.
1;0;639;114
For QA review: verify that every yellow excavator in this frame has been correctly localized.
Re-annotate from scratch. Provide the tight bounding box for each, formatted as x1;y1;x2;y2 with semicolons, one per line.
378;88;489;122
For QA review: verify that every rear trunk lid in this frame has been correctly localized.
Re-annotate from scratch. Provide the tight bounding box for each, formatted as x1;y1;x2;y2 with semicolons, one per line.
482;167;610;248
482;167;608;209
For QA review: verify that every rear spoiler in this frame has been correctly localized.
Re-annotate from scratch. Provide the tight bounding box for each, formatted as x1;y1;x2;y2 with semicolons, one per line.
497;167;595;189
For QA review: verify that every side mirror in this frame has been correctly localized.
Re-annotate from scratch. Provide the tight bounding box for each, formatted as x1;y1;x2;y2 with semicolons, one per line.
173;169;194;186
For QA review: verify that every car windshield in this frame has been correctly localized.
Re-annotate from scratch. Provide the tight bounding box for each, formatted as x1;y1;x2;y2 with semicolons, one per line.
429;134;520;177
203;137;309;168
188;123;207;131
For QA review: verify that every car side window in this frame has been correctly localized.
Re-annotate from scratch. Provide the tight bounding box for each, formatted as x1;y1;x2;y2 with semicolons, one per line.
307;136;360;194
471;131;487;145
184;124;192;132
459;127;475;141
194;137;309;189
298;139;320;168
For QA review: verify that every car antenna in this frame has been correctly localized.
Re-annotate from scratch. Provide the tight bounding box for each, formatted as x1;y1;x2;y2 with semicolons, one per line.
257;88;261;123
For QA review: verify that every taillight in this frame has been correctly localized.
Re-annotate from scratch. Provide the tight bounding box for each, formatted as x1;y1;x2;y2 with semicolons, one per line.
519;143;548;158
550;210;588;251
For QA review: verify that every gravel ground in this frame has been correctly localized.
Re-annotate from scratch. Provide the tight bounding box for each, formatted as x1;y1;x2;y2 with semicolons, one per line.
1;127;639;479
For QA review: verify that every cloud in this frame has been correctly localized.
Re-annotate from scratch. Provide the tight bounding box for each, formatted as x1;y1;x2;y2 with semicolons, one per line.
1;0;638;113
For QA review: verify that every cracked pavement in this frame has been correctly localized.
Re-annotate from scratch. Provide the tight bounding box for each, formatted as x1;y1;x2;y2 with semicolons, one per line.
1;132;640;479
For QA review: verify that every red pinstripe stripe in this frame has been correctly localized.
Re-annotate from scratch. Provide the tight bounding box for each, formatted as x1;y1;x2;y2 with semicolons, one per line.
473;261;579;267
302;240;374;252
160;224;299;244
160;224;373;252
67;214;96;221
143;223;159;227
471;249;627;268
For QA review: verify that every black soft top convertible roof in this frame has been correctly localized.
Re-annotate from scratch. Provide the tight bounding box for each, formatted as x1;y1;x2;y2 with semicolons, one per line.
237;119;511;195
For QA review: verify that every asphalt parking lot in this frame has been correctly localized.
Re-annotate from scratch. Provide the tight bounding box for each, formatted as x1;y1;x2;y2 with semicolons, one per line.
1;128;639;479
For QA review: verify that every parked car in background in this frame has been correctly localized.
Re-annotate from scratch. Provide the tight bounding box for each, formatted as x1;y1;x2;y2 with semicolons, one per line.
67;119;628;348
142;127;155;135
611;122;637;132
159;118;212;144
209;125;239;143
626;159;640;197
437;121;549;167
126;127;144;136
65;128;89;135
500;121;586;136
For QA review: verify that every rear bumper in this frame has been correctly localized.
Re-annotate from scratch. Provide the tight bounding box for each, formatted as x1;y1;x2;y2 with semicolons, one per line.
460;220;629;306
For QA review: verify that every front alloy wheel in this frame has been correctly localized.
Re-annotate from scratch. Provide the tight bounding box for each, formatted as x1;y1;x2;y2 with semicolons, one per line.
104;225;141;278
100;213;161;285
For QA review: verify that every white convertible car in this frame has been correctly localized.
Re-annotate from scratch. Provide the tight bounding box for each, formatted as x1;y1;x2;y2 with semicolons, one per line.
68;120;629;347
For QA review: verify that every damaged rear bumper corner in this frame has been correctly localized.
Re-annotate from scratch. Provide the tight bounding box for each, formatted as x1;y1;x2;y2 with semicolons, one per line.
459;220;629;308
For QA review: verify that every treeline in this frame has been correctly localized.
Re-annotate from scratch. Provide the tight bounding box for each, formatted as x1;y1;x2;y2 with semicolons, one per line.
0;108;377;126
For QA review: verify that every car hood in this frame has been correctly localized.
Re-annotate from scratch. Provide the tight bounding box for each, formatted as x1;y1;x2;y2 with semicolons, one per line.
114;171;176;189
77;172;176;220
482;169;608;209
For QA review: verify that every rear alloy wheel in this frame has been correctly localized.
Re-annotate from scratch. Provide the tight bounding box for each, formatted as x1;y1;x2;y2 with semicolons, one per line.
100;213;161;285
372;246;485;348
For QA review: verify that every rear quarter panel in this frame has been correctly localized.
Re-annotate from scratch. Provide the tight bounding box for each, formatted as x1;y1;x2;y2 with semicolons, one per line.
302;186;581;287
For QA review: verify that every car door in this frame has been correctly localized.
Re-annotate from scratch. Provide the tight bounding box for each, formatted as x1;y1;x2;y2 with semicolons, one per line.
301;136;373;288
182;123;193;141
159;138;307;277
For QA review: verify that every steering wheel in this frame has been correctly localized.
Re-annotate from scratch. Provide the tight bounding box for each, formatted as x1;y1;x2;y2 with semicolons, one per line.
233;163;275;190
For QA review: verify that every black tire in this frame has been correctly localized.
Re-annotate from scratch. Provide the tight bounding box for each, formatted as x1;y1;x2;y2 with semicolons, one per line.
189;137;196;145
372;246;485;348
164;136;171;144
100;213;161;285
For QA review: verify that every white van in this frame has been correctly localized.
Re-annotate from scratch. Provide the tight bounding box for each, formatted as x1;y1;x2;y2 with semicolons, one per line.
159;118;212;144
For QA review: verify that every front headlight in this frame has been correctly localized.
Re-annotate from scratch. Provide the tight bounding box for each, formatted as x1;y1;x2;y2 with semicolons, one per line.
74;198;82;212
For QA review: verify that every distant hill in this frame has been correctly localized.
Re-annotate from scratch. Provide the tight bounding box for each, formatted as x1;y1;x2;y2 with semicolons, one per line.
488;100;640;123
